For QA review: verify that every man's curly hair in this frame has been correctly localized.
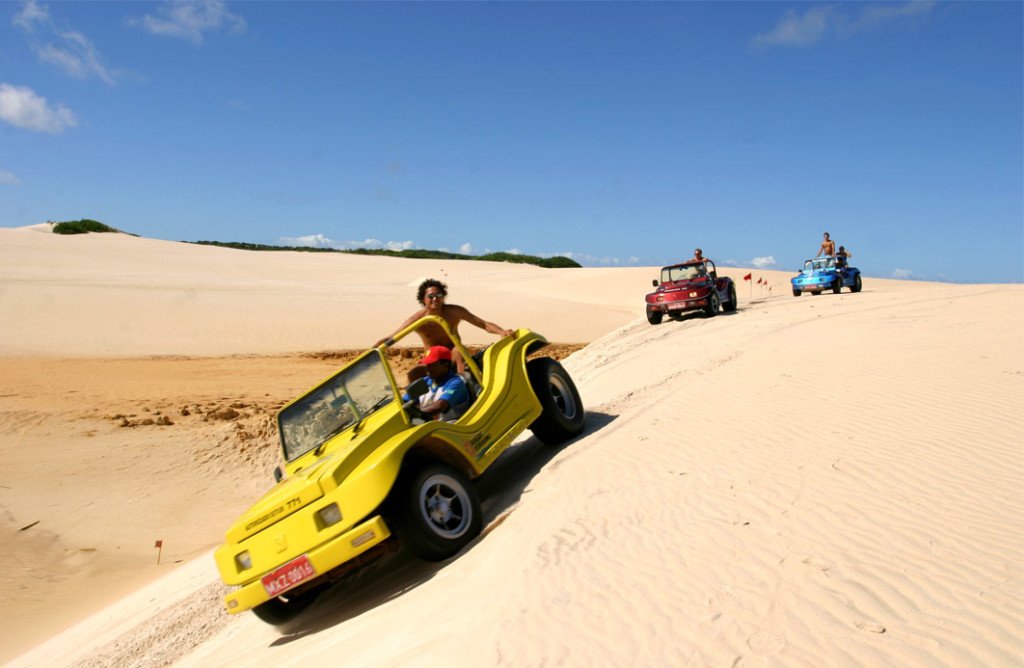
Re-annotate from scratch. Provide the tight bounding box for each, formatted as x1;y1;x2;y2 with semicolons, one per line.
417;279;447;304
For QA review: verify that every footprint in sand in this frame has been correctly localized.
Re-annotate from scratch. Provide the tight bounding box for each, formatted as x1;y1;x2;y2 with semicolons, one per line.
747;630;787;654
855;621;887;634
802;556;832;574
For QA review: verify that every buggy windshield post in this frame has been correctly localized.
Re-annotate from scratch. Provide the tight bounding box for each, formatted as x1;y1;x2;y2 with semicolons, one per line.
375;315;483;385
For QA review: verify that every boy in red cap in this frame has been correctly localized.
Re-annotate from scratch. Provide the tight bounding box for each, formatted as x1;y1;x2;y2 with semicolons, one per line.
417;345;471;421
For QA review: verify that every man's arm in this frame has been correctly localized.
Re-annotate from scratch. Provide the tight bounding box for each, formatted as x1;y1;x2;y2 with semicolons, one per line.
419;397;450;418
451;305;513;338
374;309;426;347
420;375;468;418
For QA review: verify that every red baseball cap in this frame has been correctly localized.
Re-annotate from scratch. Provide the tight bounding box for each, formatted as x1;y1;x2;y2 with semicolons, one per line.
420;345;452;365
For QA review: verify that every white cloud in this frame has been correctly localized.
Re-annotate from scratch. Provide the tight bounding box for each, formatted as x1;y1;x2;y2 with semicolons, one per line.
0;170;20;184
752;1;936;49
13;0;47;30
751;255;777;268
13;0;120;84
277;234;416;252
559;251;641;267
853;0;936;30
131;0;247;45
892;268;918;280
459;243;475;255
37;32;118;84
0;83;76;133
751;7;833;48
279;233;334;248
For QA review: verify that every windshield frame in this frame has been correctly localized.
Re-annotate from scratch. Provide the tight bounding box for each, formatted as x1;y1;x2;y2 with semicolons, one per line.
277;350;397;462
660;262;705;283
804;258;835;272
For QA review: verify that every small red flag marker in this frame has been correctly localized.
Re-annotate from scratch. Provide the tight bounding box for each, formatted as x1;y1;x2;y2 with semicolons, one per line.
155;539;163;564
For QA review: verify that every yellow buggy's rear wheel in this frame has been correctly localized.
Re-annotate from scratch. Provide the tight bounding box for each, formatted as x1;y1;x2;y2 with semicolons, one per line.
527;358;585;446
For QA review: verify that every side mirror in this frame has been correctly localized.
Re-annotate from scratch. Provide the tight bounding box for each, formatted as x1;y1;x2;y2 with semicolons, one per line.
651;279;658;287
273;465;284;483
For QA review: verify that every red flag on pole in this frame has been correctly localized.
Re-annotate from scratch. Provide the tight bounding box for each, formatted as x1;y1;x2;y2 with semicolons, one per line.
757;277;763;284
743;273;752;281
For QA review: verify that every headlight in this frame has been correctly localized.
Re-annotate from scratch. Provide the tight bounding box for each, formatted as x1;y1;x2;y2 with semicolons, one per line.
235;551;252;571
689;291;698;298
316;503;342;529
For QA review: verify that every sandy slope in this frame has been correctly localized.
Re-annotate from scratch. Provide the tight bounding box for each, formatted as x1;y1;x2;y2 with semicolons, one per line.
2;227;1022;666
0;225;645;356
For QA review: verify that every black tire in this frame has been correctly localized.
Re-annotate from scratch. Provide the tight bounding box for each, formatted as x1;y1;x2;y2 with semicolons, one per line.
832;277;842;294
646;308;662;325
722;283;738;312
792;289;801;297
527;357;585;445
703;291;720;317
393;463;481;562
851;274;862;293
251;588;321;626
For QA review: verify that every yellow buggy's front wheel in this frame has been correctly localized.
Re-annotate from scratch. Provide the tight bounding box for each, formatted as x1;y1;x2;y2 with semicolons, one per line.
251;584;324;626
393;463;482;562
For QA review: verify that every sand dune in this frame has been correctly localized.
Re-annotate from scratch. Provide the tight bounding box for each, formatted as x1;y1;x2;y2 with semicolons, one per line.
2;227;1022;666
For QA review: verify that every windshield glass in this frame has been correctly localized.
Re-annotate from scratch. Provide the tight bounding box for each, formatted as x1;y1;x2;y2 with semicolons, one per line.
278;352;395;462
660;263;703;283
804;258;834;272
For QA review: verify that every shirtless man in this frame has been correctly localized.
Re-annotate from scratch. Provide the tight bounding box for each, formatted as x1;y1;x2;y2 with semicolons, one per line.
691;248;708;263
816;232;836;258
375;279;513;373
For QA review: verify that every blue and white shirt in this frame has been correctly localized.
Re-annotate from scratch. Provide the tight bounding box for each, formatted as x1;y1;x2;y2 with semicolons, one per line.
424;370;470;421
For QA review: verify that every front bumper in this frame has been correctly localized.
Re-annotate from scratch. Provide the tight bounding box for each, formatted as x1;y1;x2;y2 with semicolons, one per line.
651;300;705;313
792;281;831;292
647;295;708;312
223;514;392;614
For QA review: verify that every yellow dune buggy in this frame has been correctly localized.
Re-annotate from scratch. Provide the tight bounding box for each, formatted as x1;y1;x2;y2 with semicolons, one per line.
213;316;584;624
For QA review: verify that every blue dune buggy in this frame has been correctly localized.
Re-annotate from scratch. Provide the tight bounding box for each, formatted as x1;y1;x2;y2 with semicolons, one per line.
791;257;862;296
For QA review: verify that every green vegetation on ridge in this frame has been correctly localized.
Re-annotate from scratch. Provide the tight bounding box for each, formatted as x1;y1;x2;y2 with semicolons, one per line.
189;240;581;268
44;221;580;268
51;219;120;234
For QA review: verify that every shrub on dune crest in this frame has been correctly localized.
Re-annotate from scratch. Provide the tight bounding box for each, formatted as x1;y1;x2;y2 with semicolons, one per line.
52;219;119;235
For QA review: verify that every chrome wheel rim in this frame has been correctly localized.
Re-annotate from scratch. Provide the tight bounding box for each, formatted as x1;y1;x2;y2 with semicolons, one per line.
418;473;471;539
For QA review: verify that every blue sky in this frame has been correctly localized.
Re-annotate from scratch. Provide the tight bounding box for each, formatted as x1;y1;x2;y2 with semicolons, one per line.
1;1;1021;282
